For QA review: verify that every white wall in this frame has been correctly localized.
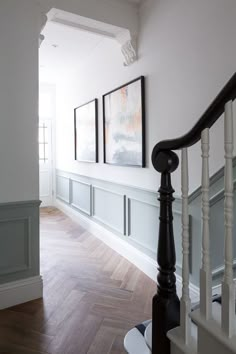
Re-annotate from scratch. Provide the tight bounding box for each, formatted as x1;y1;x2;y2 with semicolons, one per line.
0;0;40;203
55;0;236;195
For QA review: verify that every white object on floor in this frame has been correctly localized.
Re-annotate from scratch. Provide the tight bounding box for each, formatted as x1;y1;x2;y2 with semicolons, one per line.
144;322;152;350
124;327;151;354
125;315;199;354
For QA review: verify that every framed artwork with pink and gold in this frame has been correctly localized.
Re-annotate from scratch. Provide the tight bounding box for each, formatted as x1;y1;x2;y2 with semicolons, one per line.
103;76;145;167
74;99;98;163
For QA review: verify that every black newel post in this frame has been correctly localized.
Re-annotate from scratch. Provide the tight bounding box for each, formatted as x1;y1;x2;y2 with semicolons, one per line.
151;149;180;354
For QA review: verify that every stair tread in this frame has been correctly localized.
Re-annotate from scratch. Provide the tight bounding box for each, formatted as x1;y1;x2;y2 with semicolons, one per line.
167;320;198;353
191;302;236;351
168;327;197;353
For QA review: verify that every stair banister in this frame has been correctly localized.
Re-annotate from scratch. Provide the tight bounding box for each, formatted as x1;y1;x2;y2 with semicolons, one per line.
152;73;236;160
151;72;236;354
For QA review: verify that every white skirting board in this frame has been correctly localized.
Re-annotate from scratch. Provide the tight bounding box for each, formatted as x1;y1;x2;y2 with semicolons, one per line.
0;276;43;310
55;199;158;281
55;199;200;300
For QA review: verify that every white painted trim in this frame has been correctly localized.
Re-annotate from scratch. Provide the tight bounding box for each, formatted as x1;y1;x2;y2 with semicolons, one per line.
0;276;43;310
55;199;201;301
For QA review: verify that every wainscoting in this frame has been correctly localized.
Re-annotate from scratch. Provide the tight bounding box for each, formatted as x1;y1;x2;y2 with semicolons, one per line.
56;164;236;289
56;170;183;276
0;200;42;308
0;207;155;353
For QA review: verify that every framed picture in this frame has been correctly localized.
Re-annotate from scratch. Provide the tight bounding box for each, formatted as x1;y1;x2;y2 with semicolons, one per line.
103;76;145;167
74;99;98;163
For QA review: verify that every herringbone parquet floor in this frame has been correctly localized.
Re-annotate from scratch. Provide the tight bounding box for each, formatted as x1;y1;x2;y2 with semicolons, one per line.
0;207;156;354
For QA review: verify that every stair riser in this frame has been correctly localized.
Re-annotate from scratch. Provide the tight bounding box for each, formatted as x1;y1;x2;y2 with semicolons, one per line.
198;327;235;354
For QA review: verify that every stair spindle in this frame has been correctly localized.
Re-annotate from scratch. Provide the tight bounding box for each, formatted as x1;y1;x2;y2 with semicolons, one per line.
200;128;212;319
180;148;191;344
221;100;235;338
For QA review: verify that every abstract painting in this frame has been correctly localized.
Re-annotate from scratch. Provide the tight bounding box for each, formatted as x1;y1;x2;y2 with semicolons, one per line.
74;99;98;163
103;76;145;167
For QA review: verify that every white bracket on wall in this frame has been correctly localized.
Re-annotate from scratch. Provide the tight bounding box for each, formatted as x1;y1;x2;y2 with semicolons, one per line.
39;13;47;48
116;30;137;66
44;8;138;66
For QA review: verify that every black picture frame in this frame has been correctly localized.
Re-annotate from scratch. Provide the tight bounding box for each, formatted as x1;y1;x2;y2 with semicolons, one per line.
103;76;145;167
74;99;98;163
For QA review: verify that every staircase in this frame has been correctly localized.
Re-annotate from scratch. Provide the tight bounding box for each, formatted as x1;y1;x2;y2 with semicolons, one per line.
124;73;236;354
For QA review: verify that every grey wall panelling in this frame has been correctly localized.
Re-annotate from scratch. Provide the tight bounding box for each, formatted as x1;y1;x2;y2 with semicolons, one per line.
0;200;40;285
56;161;236;287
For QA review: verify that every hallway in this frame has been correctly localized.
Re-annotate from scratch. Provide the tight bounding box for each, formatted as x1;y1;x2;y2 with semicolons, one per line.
0;208;155;354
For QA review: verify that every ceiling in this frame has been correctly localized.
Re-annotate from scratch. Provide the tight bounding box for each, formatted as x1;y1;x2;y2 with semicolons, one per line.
39;22;110;83
120;0;143;3
114;0;144;5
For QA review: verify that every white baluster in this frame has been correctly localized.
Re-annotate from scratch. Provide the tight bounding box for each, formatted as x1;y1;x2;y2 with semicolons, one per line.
180;148;191;344
221;100;235;337
200;128;212;319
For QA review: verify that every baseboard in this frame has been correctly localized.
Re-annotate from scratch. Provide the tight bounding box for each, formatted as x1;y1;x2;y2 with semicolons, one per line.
55;199;158;281
0;275;43;310
212;283;224;296
55;199;201;300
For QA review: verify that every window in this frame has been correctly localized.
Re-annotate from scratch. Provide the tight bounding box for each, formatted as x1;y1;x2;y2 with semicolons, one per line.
39;123;49;163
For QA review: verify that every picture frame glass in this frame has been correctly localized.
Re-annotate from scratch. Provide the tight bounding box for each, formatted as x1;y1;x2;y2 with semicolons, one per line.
103;77;145;167
75;100;98;163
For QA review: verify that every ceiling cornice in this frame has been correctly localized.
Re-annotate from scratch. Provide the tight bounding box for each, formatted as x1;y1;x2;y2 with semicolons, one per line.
41;8;138;66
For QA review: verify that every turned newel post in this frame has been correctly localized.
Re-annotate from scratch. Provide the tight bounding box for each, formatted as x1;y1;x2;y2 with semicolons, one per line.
151;149;180;354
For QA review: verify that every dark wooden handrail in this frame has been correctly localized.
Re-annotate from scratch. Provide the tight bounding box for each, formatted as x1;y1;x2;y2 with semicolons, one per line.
152;72;236;171
151;72;236;354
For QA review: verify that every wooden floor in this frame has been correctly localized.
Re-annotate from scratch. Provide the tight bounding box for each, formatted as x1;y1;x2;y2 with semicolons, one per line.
0;207;156;354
